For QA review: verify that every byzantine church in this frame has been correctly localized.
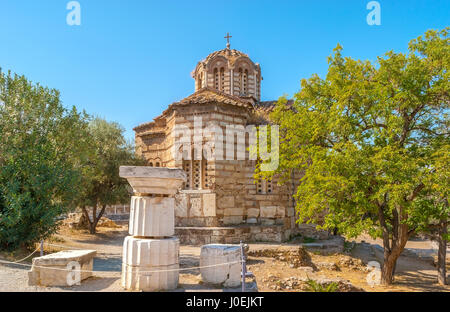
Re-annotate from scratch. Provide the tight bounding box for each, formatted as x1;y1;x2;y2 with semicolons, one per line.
133;36;310;244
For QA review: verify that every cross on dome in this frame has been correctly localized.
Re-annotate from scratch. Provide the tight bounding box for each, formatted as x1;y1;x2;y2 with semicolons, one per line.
224;32;232;49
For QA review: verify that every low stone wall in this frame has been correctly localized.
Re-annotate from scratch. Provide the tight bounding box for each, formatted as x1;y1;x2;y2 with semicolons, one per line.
175;225;295;245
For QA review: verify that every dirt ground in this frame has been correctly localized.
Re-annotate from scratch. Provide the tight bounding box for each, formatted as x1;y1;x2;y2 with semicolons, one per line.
0;225;449;292
248;241;449;292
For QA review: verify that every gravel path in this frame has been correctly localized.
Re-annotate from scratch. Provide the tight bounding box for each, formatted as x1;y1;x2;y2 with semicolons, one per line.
1;228;447;292
0;229;126;292
0;229;217;292
0;264;123;292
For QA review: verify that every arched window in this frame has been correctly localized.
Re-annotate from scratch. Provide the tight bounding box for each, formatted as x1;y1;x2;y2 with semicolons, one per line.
256;75;260;98
257;178;273;194
257;178;263;194
182;161;191;189
243;69;248;95
182;154;211;190
238;67;248;96
202;159;211;188
214;68;219;90
220;67;225;92
238;68;243;95
197;73;203;90
149;162;153;167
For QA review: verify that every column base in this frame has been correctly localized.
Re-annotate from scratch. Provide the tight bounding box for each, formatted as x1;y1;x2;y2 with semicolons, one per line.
121;263;179;291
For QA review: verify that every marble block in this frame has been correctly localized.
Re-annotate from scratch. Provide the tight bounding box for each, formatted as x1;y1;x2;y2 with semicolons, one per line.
28;250;96;287
121;263;179;292
129;196;175;237
122;236;179;267
200;244;241;287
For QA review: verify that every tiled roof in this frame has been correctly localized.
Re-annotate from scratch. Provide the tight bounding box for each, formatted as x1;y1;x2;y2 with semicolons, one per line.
134;88;253;131
254;100;294;113
133;121;155;131
133;116;166;132
171;87;253;108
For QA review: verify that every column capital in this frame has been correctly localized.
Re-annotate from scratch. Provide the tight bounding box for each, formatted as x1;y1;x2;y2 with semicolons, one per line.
119;166;187;195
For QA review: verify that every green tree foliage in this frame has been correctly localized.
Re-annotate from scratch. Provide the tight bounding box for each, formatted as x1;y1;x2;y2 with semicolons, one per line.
268;28;449;285
0;70;90;250
77;118;145;234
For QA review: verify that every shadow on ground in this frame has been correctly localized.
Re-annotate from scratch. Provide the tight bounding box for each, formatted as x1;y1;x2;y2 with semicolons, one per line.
94;256;122;272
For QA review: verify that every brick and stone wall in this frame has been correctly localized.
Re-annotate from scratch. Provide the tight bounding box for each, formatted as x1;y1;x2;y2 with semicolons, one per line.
175;225;291;245
135;98;301;244
133;46;306;244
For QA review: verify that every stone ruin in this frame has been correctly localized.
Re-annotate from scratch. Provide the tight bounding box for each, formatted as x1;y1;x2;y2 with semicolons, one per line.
119;166;187;291
28;250;96;287
200;244;241;287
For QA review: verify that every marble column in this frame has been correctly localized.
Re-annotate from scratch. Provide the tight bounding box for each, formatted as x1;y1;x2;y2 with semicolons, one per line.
119;166;186;291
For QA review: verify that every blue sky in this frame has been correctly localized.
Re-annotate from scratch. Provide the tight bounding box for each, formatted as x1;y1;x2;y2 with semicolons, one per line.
0;0;448;141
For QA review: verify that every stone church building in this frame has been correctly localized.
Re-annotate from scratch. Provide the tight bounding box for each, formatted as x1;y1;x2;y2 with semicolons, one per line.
133;40;304;244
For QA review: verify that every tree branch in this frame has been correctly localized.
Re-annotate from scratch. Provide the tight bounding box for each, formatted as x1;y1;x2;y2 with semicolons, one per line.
407;183;425;202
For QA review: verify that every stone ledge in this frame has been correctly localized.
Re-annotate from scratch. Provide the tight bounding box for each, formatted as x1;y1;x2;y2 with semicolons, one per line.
119;166;186;195
176;225;285;231
179;189;214;194
175;225;292;245
32;250;96;266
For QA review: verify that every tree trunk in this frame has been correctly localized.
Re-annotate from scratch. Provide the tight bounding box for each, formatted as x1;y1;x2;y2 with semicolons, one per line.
380;225;411;285
437;218;447;285
381;251;397;285
89;204;107;235
392;261;397;280
89;223;96;234
81;206;94;232
90;204;97;234
377;200;413;285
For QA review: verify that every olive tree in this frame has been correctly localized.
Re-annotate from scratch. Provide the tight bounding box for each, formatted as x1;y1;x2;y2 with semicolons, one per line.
0;70;90;250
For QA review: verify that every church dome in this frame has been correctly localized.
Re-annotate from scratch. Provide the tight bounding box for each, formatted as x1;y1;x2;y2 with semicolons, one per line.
203;48;249;65
192;37;261;101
